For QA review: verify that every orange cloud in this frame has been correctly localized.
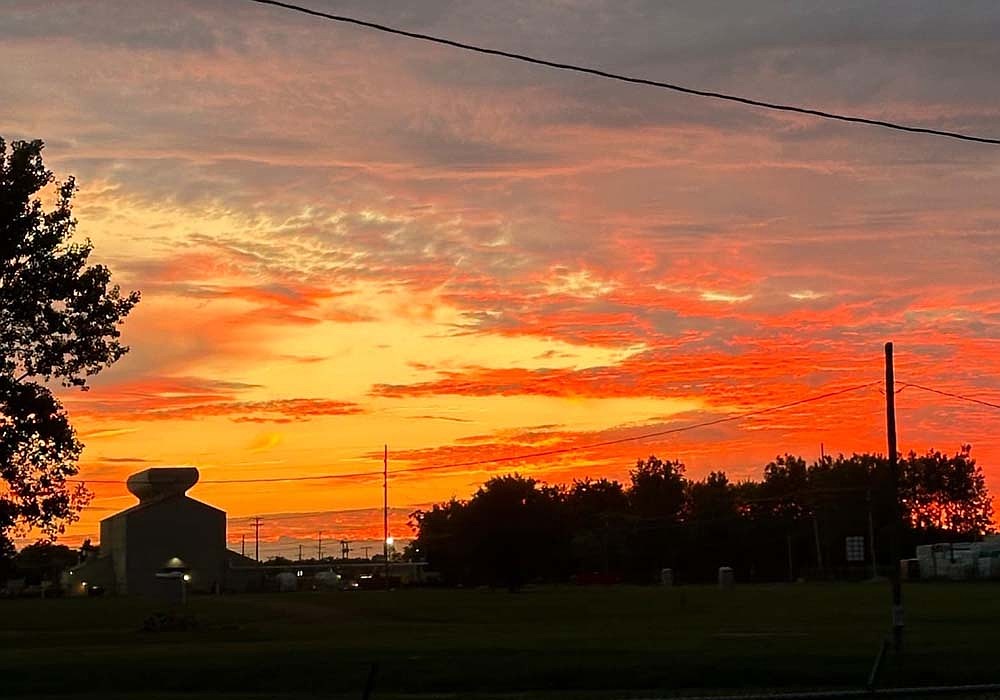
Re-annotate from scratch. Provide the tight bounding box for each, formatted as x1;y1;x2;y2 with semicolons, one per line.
63;377;363;423
5;0;999;546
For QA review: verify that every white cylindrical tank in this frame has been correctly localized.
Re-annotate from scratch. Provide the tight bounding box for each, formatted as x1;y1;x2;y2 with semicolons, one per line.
718;566;735;588
660;568;673;586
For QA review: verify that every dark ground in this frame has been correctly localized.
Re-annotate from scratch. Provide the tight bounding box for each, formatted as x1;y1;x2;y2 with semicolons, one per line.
4;583;999;698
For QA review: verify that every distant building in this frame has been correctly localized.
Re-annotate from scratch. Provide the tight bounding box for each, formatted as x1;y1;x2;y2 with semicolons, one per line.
68;468;258;597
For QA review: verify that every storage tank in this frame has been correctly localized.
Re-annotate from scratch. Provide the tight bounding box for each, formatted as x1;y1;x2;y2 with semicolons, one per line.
127;468;199;503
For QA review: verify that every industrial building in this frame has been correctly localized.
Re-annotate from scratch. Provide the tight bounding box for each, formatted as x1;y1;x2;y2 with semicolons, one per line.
909;538;1000;580
67;467;258;597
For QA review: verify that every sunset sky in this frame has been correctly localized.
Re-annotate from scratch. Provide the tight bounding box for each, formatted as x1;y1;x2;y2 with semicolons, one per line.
2;1;998;557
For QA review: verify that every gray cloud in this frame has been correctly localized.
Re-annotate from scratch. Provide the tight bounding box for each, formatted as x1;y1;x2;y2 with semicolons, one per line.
3;0;998;392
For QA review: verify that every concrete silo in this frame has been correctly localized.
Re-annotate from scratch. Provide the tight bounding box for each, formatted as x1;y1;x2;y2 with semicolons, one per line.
69;467;254;597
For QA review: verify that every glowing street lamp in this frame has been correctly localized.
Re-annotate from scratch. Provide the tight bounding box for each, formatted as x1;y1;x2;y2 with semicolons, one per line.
383;536;396;590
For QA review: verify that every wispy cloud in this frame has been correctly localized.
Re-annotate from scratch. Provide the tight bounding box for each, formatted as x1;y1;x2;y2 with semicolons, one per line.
4;0;998;542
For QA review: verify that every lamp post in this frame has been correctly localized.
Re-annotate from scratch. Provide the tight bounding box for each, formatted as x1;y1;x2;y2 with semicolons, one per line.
385;536;394;589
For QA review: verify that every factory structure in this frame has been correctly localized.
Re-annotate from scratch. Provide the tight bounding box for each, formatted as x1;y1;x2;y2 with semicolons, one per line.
67;467;259;597
42;464;1000;595
64;467;427;598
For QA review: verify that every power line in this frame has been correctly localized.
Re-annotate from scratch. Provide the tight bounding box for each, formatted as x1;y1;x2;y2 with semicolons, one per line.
246;0;1000;146
208;470;381;483
69;469;385;485
70;380;876;487
229;507;412;524
395;381;879;472
898;382;1000;411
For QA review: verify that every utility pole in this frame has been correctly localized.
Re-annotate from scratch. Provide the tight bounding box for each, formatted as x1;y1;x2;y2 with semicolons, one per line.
868;489;879;580
298;544;303;562
241;534;246;558
787;533;794;582
318;531;323;560
341;540;350;559
812;512;824;577
252;517;262;562
885;341;904;652
384;444;390;590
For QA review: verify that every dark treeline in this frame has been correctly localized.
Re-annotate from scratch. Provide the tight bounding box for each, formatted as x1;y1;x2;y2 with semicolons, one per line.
407;447;993;589
0;541;79;585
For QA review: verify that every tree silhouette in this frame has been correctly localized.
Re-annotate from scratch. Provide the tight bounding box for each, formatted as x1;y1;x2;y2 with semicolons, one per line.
462;474;568;591
902;446;993;537
685;471;742;579
628;455;686;521
14;541;78;584
410;449;993;586
1;138;139;558
566;478;629;576
409;498;468;582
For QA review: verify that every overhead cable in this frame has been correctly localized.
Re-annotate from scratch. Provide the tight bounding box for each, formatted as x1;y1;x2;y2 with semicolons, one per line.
246;0;1000;146
71;381;878;485
898;382;1000;411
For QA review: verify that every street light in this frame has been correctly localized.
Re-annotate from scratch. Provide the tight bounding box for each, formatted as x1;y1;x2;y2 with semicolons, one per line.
383;536;395;591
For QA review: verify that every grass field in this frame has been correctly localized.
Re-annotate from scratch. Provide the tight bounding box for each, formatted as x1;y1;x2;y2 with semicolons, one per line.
3;583;999;699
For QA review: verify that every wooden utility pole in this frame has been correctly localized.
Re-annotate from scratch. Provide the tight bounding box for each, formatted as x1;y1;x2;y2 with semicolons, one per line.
252;517;262;562
885;341;904;652
241;534;246;558
812;513;824;576
298;544;303;561
318;531;323;560
867;489;879;580
786;534;794;582
383;444;390;589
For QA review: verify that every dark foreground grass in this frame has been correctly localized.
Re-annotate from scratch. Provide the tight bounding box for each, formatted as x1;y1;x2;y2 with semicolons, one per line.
3;583;998;698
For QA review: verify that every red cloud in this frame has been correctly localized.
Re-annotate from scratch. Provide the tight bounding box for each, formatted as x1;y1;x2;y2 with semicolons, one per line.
63;376;362;423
